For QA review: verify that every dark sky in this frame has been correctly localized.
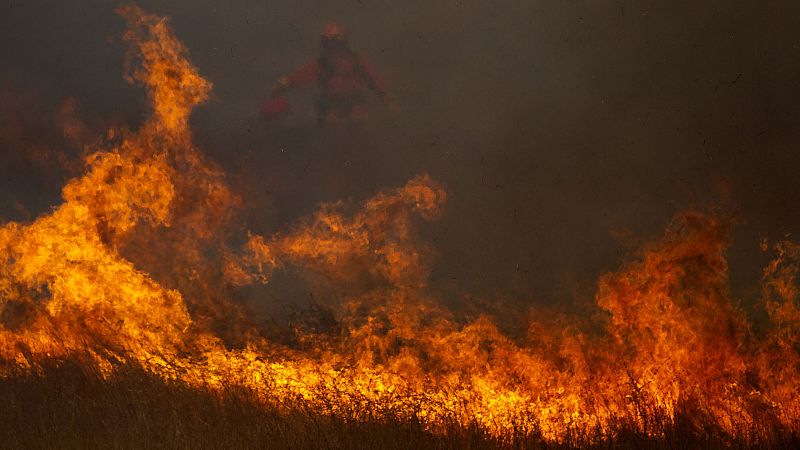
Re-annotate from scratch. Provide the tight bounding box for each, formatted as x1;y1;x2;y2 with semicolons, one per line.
2;0;800;315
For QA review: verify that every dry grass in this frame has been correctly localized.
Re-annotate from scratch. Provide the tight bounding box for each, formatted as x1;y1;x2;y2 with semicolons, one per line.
0;359;797;450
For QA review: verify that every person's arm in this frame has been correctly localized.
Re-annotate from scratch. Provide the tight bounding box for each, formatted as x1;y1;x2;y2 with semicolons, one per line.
359;56;395;113
358;55;388;99
272;59;320;96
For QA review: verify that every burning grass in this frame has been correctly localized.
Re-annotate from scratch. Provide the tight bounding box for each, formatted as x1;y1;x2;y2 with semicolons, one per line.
2;357;797;450
0;358;499;450
1;4;800;448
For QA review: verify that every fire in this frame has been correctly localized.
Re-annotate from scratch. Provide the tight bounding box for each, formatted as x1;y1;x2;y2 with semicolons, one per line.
0;5;798;444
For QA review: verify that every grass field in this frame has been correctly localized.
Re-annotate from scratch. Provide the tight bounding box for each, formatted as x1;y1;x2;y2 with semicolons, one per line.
1;359;797;450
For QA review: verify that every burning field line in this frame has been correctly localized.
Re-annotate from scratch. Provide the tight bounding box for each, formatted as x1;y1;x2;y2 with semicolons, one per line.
0;4;799;448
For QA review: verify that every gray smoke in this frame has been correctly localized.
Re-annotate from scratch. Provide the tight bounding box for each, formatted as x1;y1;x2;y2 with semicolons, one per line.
2;0;799;321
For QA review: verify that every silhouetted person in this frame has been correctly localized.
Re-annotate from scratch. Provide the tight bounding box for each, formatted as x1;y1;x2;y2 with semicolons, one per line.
266;21;393;125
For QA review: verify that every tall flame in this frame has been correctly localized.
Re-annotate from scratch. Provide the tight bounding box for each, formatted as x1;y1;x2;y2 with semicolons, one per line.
0;5;798;444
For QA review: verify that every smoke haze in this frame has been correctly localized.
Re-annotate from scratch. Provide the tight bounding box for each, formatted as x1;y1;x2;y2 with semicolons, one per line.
2;0;800;318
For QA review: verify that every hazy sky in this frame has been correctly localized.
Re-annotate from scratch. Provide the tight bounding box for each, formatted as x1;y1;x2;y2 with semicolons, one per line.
2;0;800;315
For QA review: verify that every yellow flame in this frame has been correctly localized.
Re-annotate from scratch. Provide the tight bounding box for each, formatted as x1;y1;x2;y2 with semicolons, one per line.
0;5;797;445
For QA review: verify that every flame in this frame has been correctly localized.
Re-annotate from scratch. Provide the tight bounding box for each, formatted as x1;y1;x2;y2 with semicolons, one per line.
1;5;798;444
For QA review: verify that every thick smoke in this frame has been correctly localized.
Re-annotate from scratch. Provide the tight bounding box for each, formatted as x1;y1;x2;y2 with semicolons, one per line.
3;1;800;318
1;4;800;443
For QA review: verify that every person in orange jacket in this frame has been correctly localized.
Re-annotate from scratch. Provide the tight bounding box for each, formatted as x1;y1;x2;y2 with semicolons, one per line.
267;21;393;125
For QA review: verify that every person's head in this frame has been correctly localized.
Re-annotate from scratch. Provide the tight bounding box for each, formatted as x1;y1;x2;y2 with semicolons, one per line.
321;21;349;51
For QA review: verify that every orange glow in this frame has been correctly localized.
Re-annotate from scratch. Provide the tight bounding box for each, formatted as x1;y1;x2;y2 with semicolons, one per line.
0;6;797;445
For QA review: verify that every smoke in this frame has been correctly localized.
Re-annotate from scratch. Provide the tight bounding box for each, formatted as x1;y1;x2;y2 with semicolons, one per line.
2;0;800;329
1;4;800;442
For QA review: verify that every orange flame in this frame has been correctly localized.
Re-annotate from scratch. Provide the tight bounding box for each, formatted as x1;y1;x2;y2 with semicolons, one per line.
0;5;798;444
